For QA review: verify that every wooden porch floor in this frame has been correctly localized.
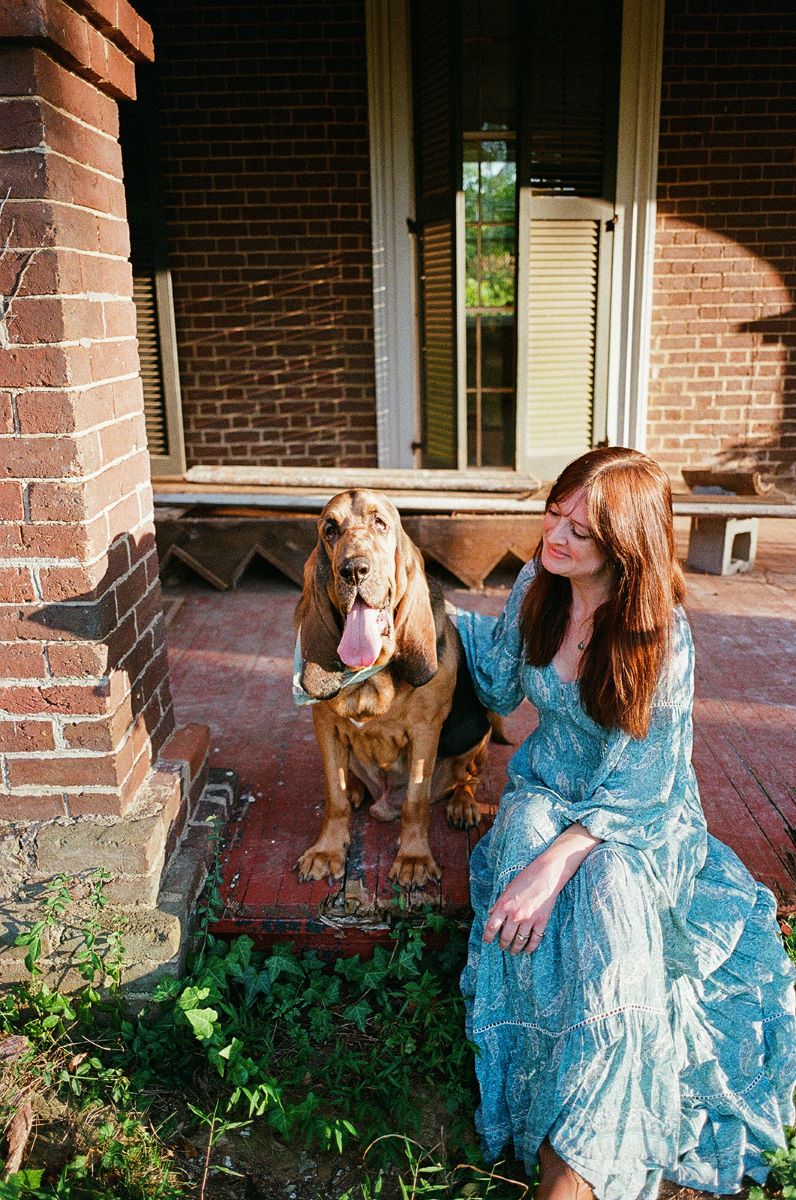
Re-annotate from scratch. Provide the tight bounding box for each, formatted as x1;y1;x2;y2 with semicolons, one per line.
162;516;796;953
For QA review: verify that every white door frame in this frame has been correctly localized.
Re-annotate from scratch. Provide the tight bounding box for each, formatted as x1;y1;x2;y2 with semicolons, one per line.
365;0;665;470
365;0;418;469
608;0;666;451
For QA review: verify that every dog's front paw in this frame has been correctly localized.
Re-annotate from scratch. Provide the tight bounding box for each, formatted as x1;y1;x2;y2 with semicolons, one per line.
389;848;441;889
296;841;348;883
446;783;480;829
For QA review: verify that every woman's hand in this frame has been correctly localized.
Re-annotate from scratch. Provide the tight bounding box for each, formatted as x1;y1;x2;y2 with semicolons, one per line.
483;856;561;954
483;822;602;954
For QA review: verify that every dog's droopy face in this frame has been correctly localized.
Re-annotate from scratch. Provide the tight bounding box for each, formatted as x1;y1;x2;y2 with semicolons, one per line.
298;488;439;700
318;490;401;669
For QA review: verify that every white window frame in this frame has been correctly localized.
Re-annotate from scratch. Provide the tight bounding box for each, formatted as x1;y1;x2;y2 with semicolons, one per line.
366;0;665;472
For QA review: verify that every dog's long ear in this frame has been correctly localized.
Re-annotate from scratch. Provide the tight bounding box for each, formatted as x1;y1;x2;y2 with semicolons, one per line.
296;541;345;699
391;527;438;688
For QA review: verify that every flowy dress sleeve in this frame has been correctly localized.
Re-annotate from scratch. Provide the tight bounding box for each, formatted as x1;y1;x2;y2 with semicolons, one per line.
455;559;536;715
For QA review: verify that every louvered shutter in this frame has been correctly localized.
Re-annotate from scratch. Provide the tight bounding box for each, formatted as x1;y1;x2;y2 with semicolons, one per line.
516;195;614;476
412;0;460;468
515;0;620;478
133;272;168;457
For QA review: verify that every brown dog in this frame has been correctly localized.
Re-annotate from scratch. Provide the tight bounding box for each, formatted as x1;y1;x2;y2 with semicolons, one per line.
294;489;492;887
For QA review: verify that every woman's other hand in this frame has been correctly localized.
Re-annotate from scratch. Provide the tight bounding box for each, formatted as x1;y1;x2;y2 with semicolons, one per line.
483;856;560;954
483;822;602;954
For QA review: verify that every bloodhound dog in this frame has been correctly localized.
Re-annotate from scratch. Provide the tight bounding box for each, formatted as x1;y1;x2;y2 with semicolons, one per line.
294;489;493;888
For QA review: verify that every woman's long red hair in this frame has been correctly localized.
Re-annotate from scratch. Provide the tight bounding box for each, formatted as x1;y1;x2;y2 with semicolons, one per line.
520;447;686;737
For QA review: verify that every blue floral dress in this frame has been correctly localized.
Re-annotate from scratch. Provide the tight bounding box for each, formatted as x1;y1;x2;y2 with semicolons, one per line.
457;561;796;1200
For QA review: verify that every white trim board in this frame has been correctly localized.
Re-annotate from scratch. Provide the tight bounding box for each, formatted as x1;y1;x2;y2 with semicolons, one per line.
365;0;418;469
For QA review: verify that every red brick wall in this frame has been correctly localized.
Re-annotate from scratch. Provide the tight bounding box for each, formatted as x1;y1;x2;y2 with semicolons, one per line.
649;0;796;483
0;33;175;820
136;0;378;470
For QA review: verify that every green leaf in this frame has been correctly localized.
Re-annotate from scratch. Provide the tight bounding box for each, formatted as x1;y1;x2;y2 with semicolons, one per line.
240;965;272;1006
152;975;185;1003
184;1006;219;1040
264;955;305;984
177;984;211;1011
343;999;372;1032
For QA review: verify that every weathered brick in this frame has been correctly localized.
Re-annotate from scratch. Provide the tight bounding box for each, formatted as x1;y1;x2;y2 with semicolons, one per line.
0;682;111;717
0;794;66;820
46;642;108;677
0;643;47;678
37;560;109;603
61;698;130;751
7;739;134;788
0;248;131;302
0;567;35;603
0;719;55;753
8;297;106;346
62;791;122;816
160;723;211;785
1;46;118;132
0;521;103;562
0;481;24;520
0;433;101;480
132;581;164;638
0;393;13;435
99;412;146;468
0;200;129;259
113;560;147;624
116;741;153;812
90;339;141;388
0;345;81;390
16;389;107;436
106;491;142;543
25;455;148;523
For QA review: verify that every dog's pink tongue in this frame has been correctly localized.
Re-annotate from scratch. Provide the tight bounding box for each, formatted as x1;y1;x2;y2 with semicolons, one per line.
338;598;383;669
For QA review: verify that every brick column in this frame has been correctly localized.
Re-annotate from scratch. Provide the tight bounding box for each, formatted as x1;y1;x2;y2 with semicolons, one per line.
0;2;212;987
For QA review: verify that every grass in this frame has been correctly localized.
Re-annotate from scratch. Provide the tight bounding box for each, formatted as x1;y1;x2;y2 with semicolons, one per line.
0;869;793;1199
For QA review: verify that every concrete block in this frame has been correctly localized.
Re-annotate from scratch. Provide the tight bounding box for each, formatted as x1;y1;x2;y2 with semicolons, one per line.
35;813;166;878
686;516;759;575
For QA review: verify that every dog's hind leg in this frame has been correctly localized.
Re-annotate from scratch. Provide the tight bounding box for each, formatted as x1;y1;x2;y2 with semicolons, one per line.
444;730;491;829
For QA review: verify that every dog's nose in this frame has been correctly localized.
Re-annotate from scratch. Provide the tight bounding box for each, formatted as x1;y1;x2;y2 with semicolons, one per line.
340;556;371;585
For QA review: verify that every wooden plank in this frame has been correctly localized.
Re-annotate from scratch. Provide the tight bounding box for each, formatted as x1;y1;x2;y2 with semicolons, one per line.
681;468;771;496
693;699;796;899
186;465;543;494
156;486;796;518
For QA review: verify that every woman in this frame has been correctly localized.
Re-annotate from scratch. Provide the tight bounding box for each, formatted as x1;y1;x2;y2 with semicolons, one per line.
455;447;796;1200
